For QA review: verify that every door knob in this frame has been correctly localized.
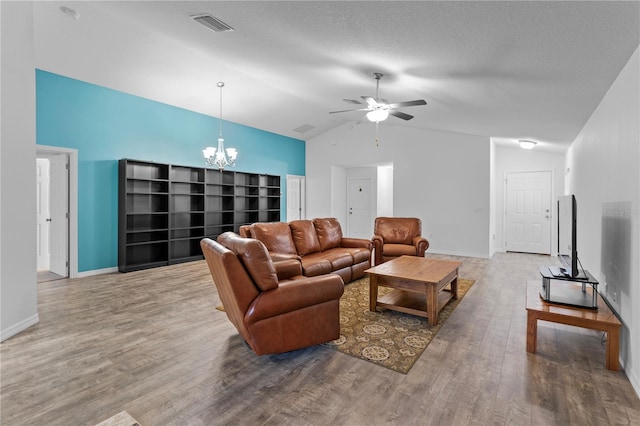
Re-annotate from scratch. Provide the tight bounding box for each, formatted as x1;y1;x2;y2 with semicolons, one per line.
46;218;52;222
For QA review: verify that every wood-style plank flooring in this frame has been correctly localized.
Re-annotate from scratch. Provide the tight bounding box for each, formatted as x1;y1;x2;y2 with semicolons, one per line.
2;252;639;425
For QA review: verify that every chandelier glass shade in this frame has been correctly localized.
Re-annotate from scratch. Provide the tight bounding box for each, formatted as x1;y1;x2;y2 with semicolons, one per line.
203;82;238;170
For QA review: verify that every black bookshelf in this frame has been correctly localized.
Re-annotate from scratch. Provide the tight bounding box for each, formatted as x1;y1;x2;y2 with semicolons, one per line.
118;159;281;272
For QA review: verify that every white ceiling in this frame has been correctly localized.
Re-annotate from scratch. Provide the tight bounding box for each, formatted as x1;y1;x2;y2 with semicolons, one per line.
33;1;639;152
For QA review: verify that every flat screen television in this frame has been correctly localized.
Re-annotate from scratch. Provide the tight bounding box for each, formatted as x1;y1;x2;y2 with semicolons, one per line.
557;194;580;278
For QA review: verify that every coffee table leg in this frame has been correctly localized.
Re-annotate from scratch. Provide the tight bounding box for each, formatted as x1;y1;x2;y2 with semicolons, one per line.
427;285;438;326
369;275;378;312
451;275;459;300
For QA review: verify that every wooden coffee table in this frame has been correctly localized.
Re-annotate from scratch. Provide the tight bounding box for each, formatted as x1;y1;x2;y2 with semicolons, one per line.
366;256;463;326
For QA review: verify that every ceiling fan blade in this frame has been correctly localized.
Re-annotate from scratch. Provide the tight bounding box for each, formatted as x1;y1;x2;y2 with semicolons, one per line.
387;99;427;108
389;110;414;121
361;96;378;106
343;99;363;105
329;108;369;114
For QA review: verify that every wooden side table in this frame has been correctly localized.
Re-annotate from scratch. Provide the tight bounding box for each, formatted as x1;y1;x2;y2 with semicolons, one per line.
525;280;622;371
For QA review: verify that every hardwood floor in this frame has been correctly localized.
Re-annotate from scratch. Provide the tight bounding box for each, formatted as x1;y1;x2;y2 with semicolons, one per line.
2;252;639;425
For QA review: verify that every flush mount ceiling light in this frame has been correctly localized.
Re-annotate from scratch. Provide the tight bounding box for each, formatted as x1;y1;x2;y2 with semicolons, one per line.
203;82;238;171
519;140;537;149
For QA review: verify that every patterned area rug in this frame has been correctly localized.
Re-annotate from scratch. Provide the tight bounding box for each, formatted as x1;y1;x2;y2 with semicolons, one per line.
324;276;475;374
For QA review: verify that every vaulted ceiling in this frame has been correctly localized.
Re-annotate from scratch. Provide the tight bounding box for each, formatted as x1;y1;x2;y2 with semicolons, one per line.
33;1;639;152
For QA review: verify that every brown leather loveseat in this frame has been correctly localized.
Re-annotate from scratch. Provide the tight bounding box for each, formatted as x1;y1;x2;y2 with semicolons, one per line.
239;218;372;284
201;232;344;355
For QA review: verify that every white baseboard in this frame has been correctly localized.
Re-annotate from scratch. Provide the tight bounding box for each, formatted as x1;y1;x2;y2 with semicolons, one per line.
427;249;491;259
1;314;39;342
77;266;118;278
627;365;640;400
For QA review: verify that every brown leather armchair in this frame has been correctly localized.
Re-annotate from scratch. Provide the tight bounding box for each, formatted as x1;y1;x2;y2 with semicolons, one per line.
201;232;344;355
372;217;429;265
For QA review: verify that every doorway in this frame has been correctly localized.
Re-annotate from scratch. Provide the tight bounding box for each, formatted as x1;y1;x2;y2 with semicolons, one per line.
36;146;78;280
347;177;373;239
504;171;552;254
286;175;306;221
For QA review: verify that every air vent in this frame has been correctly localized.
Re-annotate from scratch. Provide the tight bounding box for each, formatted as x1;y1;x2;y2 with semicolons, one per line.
294;124;315;134
191;14;234;32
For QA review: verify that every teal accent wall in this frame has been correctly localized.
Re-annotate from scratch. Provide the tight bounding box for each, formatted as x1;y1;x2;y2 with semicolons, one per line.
36;70;305;272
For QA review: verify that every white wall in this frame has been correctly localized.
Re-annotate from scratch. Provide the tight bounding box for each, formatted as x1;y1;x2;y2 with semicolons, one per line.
566;46;639;396
377;165;394;217
493;144;565;253
307;121;491;257
1;2;39;341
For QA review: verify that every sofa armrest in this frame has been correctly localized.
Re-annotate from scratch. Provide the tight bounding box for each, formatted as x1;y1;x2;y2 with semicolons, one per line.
413;236;429;256
274;259;302;280
246;274;344;323
372;236;384;265
341;237;373;251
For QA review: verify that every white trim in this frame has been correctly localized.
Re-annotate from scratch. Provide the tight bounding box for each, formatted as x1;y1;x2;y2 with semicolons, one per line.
427;249;491;259
0;314;39;342
36;145;78;279
628;365;640;400
77;266;119;278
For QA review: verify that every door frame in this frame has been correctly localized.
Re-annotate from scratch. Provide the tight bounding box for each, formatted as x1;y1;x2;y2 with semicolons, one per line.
36;145;78;278
503;170;553;255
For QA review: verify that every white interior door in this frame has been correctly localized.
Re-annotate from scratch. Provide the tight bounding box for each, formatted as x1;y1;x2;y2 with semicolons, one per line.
505;171;552;254
286;175;305;221
347;177;373;239
36;159;51;271
49;154;69;276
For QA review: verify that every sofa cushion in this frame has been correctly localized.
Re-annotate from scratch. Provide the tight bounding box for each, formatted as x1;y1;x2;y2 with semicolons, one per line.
319;250;353;270
383;243;417;257
250;222;297;255
313;218;343;251
340;247;371;264
217;232;279;291
300;254;332;277
289;220;321;256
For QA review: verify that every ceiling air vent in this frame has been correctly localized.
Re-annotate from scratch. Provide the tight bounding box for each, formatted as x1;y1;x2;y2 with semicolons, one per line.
191;14;234;32
294;124;315;134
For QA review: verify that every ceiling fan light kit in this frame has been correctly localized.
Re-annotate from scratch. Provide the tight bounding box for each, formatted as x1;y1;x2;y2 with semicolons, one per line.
330;72;427;124
366;109;389;123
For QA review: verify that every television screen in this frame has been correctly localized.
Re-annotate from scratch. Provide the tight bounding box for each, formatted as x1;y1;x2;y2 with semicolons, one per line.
557;194;579;277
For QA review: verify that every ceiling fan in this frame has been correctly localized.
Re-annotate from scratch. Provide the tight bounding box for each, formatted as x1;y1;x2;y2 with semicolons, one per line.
329;72;427;123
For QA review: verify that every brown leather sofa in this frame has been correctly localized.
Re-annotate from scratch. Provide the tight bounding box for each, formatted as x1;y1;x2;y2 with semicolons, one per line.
372;217;429;265
239;218;372;284
201;232;344;355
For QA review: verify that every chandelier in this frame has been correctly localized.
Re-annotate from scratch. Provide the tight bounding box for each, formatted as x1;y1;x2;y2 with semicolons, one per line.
203;82;238;170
